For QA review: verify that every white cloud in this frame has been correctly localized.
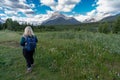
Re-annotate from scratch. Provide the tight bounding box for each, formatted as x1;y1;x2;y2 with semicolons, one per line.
0;7;3;10
41;0;56;6
95;0;120;20
74;0;120;22
0;14;6;17
0;0;35;17
20;9;35;14
0;0;39;24
10;14;51;25
3;10;19;18
96;0;120;13
0;0;51;25
40;0;81;12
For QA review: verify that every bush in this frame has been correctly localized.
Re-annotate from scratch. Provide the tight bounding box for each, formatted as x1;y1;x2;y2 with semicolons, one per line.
112;17;120;33
98;22;111;33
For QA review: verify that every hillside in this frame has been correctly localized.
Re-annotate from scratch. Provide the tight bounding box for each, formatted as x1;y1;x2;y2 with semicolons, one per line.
0;31;120;80
101;13;120;22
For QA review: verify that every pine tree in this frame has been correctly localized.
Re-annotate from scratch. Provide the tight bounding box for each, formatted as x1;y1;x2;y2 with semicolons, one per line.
5;18;13;30
113;17;120;33
98;22;110;33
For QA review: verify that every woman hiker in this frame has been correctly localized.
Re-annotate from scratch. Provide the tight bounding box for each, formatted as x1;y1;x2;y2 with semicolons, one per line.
20;26;38;73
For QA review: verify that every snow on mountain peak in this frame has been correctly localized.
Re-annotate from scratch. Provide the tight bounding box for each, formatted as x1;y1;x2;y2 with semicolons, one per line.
49;12;66;20
41;12;80;25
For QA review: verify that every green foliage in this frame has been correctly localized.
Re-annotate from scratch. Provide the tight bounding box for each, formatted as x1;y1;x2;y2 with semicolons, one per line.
0;31;120;80
0;24;2;30
113;17;120;33
3;18;20;31
0;23;7;30
5;18;13;30
98;22;111;33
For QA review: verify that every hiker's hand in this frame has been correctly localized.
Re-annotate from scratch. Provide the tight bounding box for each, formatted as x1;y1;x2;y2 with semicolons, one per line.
25;43;27;45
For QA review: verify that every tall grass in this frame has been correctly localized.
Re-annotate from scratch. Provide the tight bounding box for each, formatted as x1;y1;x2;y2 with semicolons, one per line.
0;31;120;80
35;31;120;80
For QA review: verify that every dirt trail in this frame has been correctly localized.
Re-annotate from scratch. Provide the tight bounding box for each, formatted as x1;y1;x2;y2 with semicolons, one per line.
0;41;20;48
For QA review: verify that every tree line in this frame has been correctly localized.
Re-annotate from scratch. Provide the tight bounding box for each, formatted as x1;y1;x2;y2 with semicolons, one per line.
98;17;120;33
0;17;120;33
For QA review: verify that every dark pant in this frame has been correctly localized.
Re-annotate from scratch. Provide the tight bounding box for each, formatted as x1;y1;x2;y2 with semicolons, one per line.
23;49;35;68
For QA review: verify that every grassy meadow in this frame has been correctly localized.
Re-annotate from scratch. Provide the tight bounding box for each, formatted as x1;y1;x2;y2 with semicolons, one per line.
0;30;120;80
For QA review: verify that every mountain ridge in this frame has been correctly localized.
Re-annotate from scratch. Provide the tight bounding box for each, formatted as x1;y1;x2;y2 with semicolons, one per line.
100;13;120;22
41;12;80;25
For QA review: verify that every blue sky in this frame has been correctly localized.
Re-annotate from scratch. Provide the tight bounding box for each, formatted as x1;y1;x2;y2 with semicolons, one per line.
0;0;120;24
25;0;96;15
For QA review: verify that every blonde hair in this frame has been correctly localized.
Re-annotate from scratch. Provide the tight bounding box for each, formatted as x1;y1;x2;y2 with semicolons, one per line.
23;26;34;36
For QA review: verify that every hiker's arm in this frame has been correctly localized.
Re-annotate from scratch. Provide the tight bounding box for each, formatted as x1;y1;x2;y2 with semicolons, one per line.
20;37;25;46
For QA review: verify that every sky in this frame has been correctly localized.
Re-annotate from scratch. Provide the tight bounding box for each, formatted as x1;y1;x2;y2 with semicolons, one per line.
0;0;120;24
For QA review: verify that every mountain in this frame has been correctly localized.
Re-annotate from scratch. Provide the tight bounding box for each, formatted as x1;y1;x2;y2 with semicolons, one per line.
101;13;120;22
41;12;80;25
0;18;5;24
83;18;96;23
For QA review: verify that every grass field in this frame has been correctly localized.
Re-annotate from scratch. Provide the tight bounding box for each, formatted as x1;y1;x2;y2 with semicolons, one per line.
0;30;120;80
